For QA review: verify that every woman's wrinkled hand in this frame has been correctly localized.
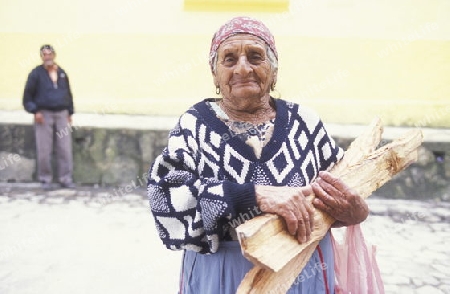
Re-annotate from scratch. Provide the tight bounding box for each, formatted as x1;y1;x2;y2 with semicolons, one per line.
255;185;315;244
312;171;369;227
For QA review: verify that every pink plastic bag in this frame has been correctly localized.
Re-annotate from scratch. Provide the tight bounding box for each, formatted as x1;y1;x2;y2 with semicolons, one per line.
331;224;385;294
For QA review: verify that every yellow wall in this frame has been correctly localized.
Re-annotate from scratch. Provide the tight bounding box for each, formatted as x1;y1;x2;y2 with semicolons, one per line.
1;0;449;126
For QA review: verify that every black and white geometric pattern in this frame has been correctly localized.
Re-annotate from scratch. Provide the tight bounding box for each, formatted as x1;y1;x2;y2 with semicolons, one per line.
267;142;295;184
223;145;251;184
147;98;343;254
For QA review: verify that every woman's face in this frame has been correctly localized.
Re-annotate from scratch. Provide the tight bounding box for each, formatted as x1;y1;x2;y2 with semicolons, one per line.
213;34;277;102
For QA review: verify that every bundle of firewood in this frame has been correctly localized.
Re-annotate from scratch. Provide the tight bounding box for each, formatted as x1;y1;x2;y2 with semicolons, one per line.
236;118;424;293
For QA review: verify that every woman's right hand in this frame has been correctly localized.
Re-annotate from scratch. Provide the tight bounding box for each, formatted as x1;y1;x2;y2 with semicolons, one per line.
255;185;315;244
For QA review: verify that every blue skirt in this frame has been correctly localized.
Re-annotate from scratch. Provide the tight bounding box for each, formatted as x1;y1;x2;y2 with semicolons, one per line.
179;232;335;294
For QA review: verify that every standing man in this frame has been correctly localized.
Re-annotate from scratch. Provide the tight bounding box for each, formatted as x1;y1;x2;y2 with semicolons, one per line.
23;44;75;189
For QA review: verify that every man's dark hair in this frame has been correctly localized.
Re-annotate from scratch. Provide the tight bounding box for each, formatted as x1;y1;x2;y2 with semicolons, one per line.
40;44;55;54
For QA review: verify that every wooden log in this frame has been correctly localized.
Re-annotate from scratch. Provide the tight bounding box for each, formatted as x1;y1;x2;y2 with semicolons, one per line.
236;127;423;293
237;240;321;294
237;118;384;272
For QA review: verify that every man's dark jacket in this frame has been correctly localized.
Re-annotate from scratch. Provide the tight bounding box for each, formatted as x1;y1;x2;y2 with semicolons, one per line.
23;65;74;115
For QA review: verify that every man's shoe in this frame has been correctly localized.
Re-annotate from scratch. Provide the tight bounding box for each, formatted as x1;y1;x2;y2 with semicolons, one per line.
41;182;53;191
60;182;76;189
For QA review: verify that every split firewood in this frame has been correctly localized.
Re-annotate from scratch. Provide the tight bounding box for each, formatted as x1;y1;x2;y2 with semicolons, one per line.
236;118;384;272
237;240;321;294
236;121;423;293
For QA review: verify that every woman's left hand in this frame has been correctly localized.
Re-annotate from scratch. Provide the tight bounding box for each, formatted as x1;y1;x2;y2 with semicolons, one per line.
312;171;369;227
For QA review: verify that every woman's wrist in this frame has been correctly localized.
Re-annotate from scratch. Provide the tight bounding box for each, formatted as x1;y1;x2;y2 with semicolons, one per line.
344;196;369;226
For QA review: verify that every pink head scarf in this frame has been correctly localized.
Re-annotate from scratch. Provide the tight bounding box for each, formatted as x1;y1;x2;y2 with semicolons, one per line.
209;16;278;71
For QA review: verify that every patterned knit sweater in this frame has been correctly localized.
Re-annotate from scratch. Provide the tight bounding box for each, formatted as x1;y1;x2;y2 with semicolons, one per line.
147;98;343;254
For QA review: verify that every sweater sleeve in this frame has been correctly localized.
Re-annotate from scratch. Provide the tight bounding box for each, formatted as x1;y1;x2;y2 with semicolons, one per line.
65;73;74;115
297;105;344;173
147;113;256;254
317;122;344;172
22;70;38;114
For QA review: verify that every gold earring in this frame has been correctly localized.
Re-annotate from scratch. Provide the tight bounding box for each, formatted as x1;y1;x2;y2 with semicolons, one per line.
216;86;220;95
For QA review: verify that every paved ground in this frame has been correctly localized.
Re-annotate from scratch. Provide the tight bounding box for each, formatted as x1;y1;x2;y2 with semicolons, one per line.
0;185;449;294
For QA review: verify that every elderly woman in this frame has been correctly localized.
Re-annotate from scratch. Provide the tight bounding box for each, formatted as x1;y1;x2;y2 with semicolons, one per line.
147;17;369;294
